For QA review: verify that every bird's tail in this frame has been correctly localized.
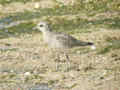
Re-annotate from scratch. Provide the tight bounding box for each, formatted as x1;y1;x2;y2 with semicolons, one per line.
78;41;94;46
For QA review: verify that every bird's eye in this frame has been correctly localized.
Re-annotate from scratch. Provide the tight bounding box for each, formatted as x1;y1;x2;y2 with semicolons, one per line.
40;24;44;27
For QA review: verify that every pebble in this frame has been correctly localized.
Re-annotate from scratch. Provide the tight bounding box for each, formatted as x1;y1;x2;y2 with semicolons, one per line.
91;45;96;50
34;3;40;9
24;72;31;76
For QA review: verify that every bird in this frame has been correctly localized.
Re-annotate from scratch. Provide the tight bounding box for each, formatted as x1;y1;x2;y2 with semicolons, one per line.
34;21;94;49
34;21;94;71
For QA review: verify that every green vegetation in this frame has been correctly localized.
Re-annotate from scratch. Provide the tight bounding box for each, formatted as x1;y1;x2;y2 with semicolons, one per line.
0;0;119;53
0;22;36;38
98;37;120;54
0;0;35;5
0;0;120;89
0;0;119;12
1;9;119;38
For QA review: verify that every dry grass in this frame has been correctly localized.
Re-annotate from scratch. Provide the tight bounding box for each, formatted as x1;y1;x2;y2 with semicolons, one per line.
0;29;119;90
0;0;120;90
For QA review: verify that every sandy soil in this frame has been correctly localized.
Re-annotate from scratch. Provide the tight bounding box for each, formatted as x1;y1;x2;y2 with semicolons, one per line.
0;0;120;90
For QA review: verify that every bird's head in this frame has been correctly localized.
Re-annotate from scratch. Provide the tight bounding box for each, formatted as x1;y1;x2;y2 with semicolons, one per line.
34;21;51;32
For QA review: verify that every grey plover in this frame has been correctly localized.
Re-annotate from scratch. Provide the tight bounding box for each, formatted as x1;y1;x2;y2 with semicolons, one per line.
34;21;94;71
34;21;93;49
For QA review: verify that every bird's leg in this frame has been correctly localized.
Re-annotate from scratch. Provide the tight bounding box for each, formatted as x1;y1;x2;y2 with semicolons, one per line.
63;52;71;71
55;52;61;71
54;50;71;72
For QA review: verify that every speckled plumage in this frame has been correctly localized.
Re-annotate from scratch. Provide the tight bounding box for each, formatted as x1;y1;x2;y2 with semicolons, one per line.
35;22;93;49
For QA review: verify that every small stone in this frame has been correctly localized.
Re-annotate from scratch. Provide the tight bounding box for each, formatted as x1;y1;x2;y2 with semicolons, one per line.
6;0;10;2
34;3;40;9
24;72;31;76
10;70;14;73
91;45;96;50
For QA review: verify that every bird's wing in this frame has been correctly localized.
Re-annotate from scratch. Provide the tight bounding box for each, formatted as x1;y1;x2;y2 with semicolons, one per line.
55;32;93;46
55;32;79;45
